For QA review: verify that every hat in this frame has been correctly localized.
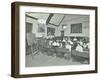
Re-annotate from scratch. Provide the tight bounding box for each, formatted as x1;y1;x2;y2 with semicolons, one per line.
73;38;77;41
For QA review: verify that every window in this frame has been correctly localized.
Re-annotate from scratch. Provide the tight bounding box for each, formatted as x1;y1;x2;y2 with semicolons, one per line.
26;22;33;33
71;23;82;33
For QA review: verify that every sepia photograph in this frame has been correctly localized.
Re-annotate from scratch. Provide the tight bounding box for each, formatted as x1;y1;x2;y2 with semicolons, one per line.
11;2;97;78
25;13;90;67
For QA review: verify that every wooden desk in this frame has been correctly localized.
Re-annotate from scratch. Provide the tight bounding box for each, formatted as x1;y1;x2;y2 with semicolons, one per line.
72;50;89;63
72;50;89;58
42;47;71;58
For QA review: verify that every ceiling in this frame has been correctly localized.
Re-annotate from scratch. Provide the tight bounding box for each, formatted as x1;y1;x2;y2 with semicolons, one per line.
26;12;89;27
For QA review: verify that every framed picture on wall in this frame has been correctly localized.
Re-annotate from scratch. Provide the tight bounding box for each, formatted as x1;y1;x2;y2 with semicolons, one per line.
38;23;45;33
11;2;98;78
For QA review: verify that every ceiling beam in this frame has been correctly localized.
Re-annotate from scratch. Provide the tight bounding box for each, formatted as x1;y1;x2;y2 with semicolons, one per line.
49;23;58;27
26;14;38;20
46;13;54;25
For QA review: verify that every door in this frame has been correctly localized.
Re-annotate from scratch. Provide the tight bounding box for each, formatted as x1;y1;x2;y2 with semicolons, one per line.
61;30;64;40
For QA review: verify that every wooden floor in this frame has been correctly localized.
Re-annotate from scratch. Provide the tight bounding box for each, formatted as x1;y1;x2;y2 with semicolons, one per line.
25;51;87;67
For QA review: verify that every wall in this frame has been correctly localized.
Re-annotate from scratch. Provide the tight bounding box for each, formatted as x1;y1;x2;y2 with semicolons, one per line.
0;0;100;80
26;16;57;37
55;16;89;37
26;14;89;38
26;17;47;37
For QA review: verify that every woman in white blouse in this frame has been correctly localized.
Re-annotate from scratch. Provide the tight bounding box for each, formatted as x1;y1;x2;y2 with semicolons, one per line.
76;43;83;52
65;42;72;52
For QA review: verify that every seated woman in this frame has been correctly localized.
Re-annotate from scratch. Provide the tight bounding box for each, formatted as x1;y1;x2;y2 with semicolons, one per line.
83;43;87;49
52;40;59;47
76;43;83;52
87;42;90;49
59;40;62;48
65;42;72;52
78;39;83;46
71;39;77;50
49;40;53;48
62;37;66;48
67;38;73;45
56;40;60;47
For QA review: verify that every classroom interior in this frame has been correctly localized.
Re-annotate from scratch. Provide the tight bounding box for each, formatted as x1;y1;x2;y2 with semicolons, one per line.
25;12;90;67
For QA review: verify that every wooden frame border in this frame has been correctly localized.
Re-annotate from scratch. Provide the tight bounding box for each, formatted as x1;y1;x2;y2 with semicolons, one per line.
11;2;98;78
